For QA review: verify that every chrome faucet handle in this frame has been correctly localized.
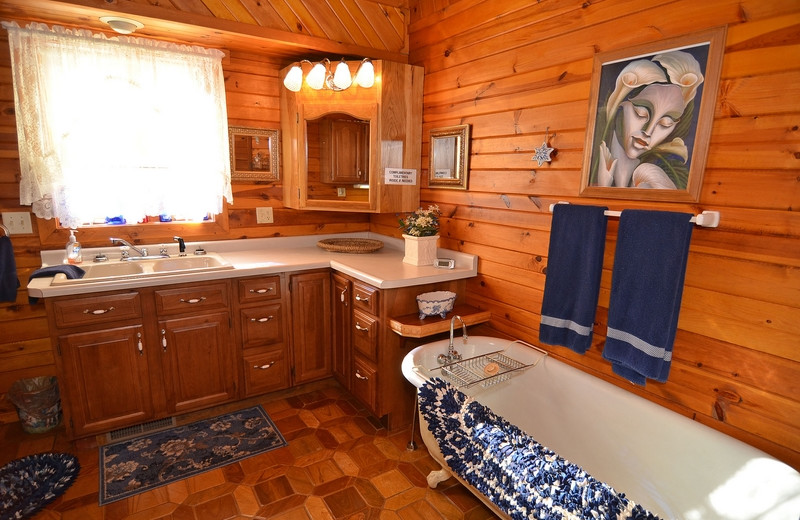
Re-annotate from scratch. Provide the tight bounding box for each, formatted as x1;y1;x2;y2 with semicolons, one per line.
159;247;169;256
120;248;130;259
140;247;148;256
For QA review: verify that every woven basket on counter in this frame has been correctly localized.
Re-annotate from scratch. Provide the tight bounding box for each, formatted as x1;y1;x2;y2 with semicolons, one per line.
316;238;384;254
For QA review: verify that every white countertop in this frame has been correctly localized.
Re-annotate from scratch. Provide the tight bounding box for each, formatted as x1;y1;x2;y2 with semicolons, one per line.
27;232;478;298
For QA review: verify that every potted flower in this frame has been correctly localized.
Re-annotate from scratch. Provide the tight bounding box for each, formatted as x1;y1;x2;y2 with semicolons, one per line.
399;205;441;265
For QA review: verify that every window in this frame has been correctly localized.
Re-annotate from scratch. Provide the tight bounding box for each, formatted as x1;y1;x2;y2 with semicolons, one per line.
2;22;233;229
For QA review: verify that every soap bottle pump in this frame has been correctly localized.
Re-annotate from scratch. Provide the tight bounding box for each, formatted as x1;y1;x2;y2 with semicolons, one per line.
65;229;82;264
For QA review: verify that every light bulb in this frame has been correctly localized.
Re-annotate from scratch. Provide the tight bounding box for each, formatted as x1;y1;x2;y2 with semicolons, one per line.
282;65;303;92
355;59;374;88
333;60;352;90
306;62;326;90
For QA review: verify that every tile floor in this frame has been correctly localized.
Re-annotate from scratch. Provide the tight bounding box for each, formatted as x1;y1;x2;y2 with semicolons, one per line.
0;379;498;519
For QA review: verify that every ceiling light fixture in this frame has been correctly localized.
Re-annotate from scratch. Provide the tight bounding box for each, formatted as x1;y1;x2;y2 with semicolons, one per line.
99;16;144;35
282;58;374;92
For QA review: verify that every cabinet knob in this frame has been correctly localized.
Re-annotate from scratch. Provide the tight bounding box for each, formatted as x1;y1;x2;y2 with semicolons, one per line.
250;288;273;294
179;296;206;304
250;316;274;323
340;287;348;304
161;329;167;352
137;332;143;355
253;361;276;370
355;370;369;380
84;306;115;315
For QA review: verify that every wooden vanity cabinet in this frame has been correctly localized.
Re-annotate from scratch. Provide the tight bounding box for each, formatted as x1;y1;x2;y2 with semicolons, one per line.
46;281;237;439
49;292;153;438
289;270;332;384
234;275;290;397
154;283;236;414
332;272;466;430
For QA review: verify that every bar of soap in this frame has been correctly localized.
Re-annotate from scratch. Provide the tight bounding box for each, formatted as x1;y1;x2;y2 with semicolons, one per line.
483;362;499;376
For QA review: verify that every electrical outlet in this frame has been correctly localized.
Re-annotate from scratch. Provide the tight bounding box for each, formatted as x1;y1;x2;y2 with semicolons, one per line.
337;187;346;197
256;207;274;224
1;212;33;235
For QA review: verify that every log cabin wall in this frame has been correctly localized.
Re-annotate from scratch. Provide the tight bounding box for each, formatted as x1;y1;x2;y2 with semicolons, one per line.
375;0;800;469
0;0;797;472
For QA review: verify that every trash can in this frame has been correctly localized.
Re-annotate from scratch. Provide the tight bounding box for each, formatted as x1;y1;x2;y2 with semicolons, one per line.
7;376;62;434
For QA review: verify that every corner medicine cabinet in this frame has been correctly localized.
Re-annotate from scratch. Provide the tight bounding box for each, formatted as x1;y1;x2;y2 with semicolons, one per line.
280;60;423;213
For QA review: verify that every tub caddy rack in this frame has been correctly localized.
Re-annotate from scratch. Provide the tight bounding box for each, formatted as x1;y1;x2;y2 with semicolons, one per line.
432;341;547;389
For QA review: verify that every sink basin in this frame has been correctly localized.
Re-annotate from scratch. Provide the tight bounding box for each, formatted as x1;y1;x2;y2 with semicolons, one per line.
82;262;146;279
49;253;233;285
150;255;227;272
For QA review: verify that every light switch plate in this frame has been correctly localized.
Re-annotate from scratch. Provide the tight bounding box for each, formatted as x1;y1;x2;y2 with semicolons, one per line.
1;212;33;235
256;207;274;224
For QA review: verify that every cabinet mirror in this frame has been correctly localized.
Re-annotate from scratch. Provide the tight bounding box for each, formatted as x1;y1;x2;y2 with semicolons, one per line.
304;108;374;205
229;127;280;182
429;124;470;190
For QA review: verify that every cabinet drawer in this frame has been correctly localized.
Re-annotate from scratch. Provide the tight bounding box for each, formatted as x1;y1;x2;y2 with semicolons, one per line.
352;281;379;314
52;292;142;328
155;283;229;314
352;356;377;412
352;309;379;361
238;276;281;304
242;349;289;396
240;304;284;347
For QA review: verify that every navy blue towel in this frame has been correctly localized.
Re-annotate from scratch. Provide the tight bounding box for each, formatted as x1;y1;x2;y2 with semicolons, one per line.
0;236;20;302
28;265;86;304
602;210;694;385
539;204;608;354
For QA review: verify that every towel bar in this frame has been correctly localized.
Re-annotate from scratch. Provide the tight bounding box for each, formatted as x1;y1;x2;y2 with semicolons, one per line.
548;202;720;228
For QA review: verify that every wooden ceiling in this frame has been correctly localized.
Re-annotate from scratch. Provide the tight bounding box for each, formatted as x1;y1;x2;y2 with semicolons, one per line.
0;0;411;63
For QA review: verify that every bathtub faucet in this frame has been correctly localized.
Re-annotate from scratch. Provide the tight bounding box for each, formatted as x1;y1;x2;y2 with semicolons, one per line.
438;315;467;365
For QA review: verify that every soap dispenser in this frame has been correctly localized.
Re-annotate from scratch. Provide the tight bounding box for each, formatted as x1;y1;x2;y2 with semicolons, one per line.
65;229;82;264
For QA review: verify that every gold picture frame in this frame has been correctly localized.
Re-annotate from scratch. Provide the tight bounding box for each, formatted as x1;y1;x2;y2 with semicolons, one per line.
229;127;280;182
429;124;470;190
580;27;726;202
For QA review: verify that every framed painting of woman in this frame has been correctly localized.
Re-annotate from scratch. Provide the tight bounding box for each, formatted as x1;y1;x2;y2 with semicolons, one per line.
580;27;726;202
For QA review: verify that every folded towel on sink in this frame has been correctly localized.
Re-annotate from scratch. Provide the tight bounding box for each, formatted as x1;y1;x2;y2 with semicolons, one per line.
28;265;86;304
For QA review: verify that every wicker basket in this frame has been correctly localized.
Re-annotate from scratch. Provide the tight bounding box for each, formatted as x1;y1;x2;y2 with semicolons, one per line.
317;238;384;254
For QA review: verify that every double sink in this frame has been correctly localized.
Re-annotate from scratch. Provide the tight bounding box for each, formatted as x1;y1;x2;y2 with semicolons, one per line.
50;253;234;285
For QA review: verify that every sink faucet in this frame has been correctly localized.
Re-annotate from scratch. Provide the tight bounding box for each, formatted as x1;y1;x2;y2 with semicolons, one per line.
109;237;147;259
438;315;467;365
174;236;186;256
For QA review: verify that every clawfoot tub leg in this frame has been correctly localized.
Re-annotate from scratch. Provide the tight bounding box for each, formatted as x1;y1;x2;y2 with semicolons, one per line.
426;466;452;488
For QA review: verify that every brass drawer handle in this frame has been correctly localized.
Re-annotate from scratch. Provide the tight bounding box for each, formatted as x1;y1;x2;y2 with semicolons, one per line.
137;332;143;355
355;370;369;380
355;294;369;303
253;361;276;370
179;297;207;304
355;322;369;332
250;316;274;323
249;288;273;294
84;306;115;315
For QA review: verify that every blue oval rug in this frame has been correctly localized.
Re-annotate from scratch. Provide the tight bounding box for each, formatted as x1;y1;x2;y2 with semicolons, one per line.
0;453;80;520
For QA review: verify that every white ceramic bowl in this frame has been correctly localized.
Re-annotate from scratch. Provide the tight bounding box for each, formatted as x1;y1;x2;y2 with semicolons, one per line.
416;291;456;319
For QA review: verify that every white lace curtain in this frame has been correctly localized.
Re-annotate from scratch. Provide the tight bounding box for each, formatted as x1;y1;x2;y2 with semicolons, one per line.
2;22;233;229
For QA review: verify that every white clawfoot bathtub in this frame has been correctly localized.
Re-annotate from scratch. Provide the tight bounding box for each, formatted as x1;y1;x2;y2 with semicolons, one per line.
402;336;800;519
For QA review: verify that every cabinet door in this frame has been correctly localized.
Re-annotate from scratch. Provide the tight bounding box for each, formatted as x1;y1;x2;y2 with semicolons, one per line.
58;325;153;437
159;312;236;414
290;271;332;384
331;273;351;388
321;119;369;184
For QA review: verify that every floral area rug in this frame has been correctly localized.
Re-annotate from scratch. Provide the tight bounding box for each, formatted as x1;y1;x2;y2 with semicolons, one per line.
99;405;286;505
0;453;80;520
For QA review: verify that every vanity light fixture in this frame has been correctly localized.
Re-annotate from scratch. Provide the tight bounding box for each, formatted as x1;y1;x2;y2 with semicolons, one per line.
282;58;375;92
99;16;144;35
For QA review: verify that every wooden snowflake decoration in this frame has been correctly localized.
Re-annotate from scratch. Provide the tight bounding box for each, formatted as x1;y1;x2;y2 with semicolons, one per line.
532;128;555;167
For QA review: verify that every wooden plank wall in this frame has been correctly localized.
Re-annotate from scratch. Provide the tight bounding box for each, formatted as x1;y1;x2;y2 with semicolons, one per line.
0;42;369;422
375;0;800;468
